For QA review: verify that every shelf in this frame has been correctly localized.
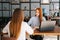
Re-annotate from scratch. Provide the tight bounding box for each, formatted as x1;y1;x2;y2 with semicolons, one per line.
20;0;30;3
0;10;11;11
31;1;40;3
23;9;30;11
49;10;59;11
20;2;30;3
20;1;40;3
50;1;59;3
31;2;40;3
0;16;11;17
0;2;10;3
23;10;36;11
41;3;50;5
11;3;20;5
31;10;36;11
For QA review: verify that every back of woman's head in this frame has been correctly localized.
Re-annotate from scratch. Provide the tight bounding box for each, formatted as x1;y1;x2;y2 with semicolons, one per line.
12;8;24;23
9;8;24;39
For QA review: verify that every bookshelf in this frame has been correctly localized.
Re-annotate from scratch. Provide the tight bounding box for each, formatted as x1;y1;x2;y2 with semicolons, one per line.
0;0;11;28
20;0;41;17
0;2;10;17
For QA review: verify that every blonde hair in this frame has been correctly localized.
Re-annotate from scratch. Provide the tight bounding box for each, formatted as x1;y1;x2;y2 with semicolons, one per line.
9;8;24;39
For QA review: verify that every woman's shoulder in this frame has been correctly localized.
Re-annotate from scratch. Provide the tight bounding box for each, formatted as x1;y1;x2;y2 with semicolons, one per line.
30;16;36;19
22;21;29;28
6;21;11;25
8;21;11;23
22;21;28;25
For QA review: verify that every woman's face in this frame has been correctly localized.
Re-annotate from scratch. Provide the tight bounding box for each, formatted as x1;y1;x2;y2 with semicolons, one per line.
36;10;39;16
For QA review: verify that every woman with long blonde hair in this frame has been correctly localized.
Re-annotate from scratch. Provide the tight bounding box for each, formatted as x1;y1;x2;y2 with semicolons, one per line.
2;8;34;40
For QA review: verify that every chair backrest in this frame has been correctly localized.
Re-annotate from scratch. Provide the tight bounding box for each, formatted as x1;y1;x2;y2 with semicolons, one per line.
2;37;17;40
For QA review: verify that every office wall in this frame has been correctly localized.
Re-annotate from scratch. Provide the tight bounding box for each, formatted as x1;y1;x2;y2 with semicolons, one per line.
31;3;40;17
0;0;59;17
20;3;29;17
12;0;59;17
41;5;49;16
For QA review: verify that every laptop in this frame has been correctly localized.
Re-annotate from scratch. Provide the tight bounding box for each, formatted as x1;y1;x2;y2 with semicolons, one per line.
39;21;56;32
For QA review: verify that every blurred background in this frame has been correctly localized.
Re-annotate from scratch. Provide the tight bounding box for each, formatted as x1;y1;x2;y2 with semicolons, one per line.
0;0;60;40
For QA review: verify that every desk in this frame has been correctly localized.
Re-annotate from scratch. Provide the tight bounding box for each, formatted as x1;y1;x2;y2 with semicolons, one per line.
51;17;60;20
51;17;60;26
0;32;7;35
0;32;7;40
0;26;60;36
34;26;60;36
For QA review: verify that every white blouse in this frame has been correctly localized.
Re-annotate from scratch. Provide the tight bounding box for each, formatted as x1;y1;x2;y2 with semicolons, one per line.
2;21;33;40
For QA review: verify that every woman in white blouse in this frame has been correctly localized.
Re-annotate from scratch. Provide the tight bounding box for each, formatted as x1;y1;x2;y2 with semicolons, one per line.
2;8;35;40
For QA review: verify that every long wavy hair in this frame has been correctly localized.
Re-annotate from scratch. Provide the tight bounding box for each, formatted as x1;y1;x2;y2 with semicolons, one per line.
9;8;24;39
36;8;43;24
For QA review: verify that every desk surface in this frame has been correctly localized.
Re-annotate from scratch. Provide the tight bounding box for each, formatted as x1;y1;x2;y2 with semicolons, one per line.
0;26;60;36
34;26;60;35
0;32;7;35
51;17;60;19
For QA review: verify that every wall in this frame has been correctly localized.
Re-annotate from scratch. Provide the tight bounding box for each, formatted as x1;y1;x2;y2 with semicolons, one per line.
0;0;59;17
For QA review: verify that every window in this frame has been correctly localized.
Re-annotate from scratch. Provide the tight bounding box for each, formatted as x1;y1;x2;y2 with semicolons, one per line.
21;3;29;10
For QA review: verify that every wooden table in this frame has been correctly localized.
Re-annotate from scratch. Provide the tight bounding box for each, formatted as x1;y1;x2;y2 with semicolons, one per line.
0;27;60;36
51;17;60;20
0;26;60;37
0;32;7;40
51;17;60;26
34;26;60;36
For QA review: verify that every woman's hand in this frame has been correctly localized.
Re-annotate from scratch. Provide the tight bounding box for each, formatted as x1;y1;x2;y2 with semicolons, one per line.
32;27;39;31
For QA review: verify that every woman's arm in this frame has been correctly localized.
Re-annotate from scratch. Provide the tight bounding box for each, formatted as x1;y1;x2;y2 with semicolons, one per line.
28;17;33;26
2;21;10;33
25;23;34;35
